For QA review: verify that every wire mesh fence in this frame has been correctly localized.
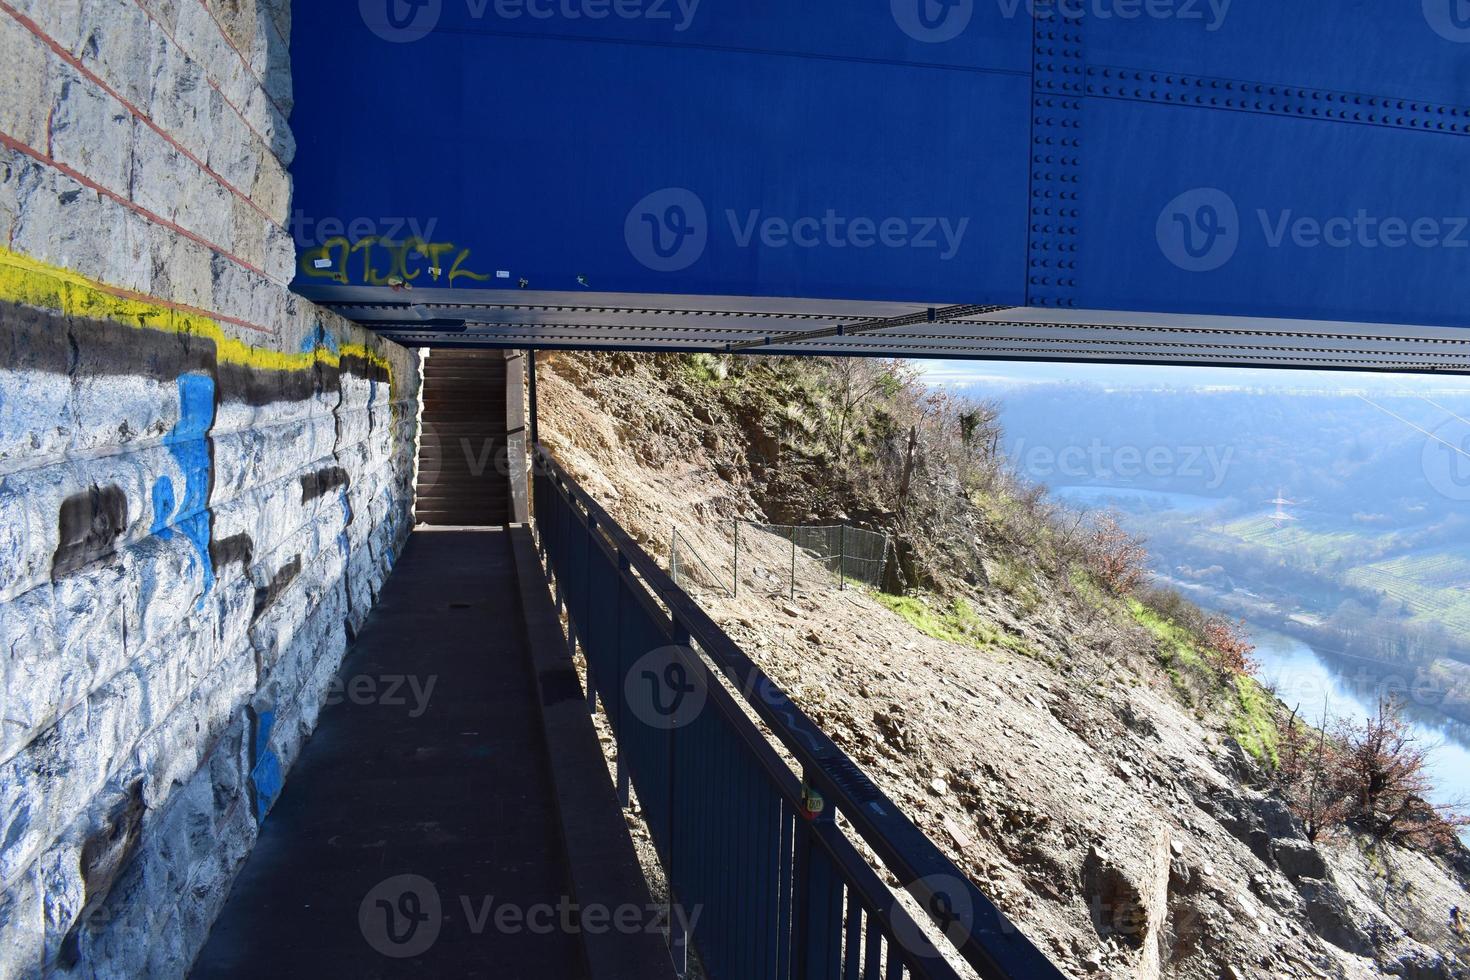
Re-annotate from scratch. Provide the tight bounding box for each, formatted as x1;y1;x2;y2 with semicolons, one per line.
670;528;735;598
670;520;891;601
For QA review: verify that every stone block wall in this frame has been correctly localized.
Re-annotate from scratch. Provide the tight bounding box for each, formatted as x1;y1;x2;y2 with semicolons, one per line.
0;1;420;976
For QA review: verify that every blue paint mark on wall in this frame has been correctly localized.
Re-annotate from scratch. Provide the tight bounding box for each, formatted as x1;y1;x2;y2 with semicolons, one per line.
250;709;283;823
149;477;176;540
151;373;217;607
300;323;341;355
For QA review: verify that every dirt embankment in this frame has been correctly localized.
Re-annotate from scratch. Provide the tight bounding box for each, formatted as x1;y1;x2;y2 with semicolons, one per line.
536;352;1470;980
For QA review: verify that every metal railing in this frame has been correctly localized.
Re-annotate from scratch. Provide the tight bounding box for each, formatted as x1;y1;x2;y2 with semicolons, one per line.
533;447;1063;980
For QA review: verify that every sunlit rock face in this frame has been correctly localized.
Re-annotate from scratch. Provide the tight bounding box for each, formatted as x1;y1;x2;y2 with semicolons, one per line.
0;2;419;975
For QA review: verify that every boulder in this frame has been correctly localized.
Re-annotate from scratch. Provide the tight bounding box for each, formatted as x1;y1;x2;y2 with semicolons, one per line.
1270;839;1328;883
1296;879;1372;956
1389;950;1453;980
1205;789;1305;864
1082;828;1172;980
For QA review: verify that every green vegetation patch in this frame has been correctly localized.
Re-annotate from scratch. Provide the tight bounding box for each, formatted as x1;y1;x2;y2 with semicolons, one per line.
874;593;1039;659
1131;601;1282;766
990;558;1041;612
1130;601;1208;672
1229;675;1281;767
686;352;730;383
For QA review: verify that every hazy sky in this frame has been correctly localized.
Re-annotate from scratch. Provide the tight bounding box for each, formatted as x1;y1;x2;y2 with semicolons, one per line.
916;359;1470;396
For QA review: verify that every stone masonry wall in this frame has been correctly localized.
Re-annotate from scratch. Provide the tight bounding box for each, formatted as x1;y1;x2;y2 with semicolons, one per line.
0;1;420;976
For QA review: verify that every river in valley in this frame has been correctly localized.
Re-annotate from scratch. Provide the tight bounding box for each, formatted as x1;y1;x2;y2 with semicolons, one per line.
1250;627;1470;823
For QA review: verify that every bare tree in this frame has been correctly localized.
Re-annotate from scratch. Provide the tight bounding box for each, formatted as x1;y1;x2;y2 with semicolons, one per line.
1084;512;1150;595
1340;699;1468;850
1204;617;1258;675
824;359;905;471
1275;704;1352;843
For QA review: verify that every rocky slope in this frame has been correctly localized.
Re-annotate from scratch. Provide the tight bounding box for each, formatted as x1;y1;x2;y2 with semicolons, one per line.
536;352;1470;980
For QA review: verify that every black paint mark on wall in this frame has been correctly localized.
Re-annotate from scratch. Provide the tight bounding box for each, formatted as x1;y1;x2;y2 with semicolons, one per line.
59;780;146;968
253;555;303;619
300;466;350;503
52;485;129;579
210;533;255;571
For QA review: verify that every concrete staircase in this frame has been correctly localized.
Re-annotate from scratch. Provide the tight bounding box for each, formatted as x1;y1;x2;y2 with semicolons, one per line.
415;350;518;526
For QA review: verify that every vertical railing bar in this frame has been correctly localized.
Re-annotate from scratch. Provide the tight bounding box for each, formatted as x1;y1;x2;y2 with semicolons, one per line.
717;700;738;977
777;805;795;980
736;743;755;980
844;890;862;980
614;559;632;806
862;910;884;980
804;845;839;980
669;624;690;980
755;772;777;979
693;699;713;978
791;824;813;980
885;936;903;980
580;510;597;666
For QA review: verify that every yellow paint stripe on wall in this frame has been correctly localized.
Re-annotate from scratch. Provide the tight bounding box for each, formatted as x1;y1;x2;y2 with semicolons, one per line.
0;245;393;382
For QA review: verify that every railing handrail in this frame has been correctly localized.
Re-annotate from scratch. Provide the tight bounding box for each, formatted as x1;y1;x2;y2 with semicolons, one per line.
534;447;1065;980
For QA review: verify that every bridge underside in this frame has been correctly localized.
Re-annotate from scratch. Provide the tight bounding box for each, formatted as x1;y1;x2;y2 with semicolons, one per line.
301;286;1470;376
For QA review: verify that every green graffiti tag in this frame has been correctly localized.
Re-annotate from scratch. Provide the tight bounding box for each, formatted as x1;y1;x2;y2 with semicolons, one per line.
299;237;492;286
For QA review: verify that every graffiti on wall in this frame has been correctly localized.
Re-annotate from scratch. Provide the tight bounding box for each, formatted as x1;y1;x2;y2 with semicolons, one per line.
0;245;401;617
297;237;494;287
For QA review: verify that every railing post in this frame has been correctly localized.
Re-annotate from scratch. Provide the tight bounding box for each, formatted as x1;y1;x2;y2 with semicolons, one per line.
527;348;540;449
732;520;739;599
615;551;632;809
584;512;598;714
792;768;835;980
668;624;691;980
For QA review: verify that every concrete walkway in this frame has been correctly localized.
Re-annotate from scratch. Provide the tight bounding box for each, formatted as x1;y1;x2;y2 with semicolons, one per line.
193;529;661;978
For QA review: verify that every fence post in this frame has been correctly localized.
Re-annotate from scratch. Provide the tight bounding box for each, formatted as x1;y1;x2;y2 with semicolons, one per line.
839;525;846;592
790;533;797;603
732;520;740;599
